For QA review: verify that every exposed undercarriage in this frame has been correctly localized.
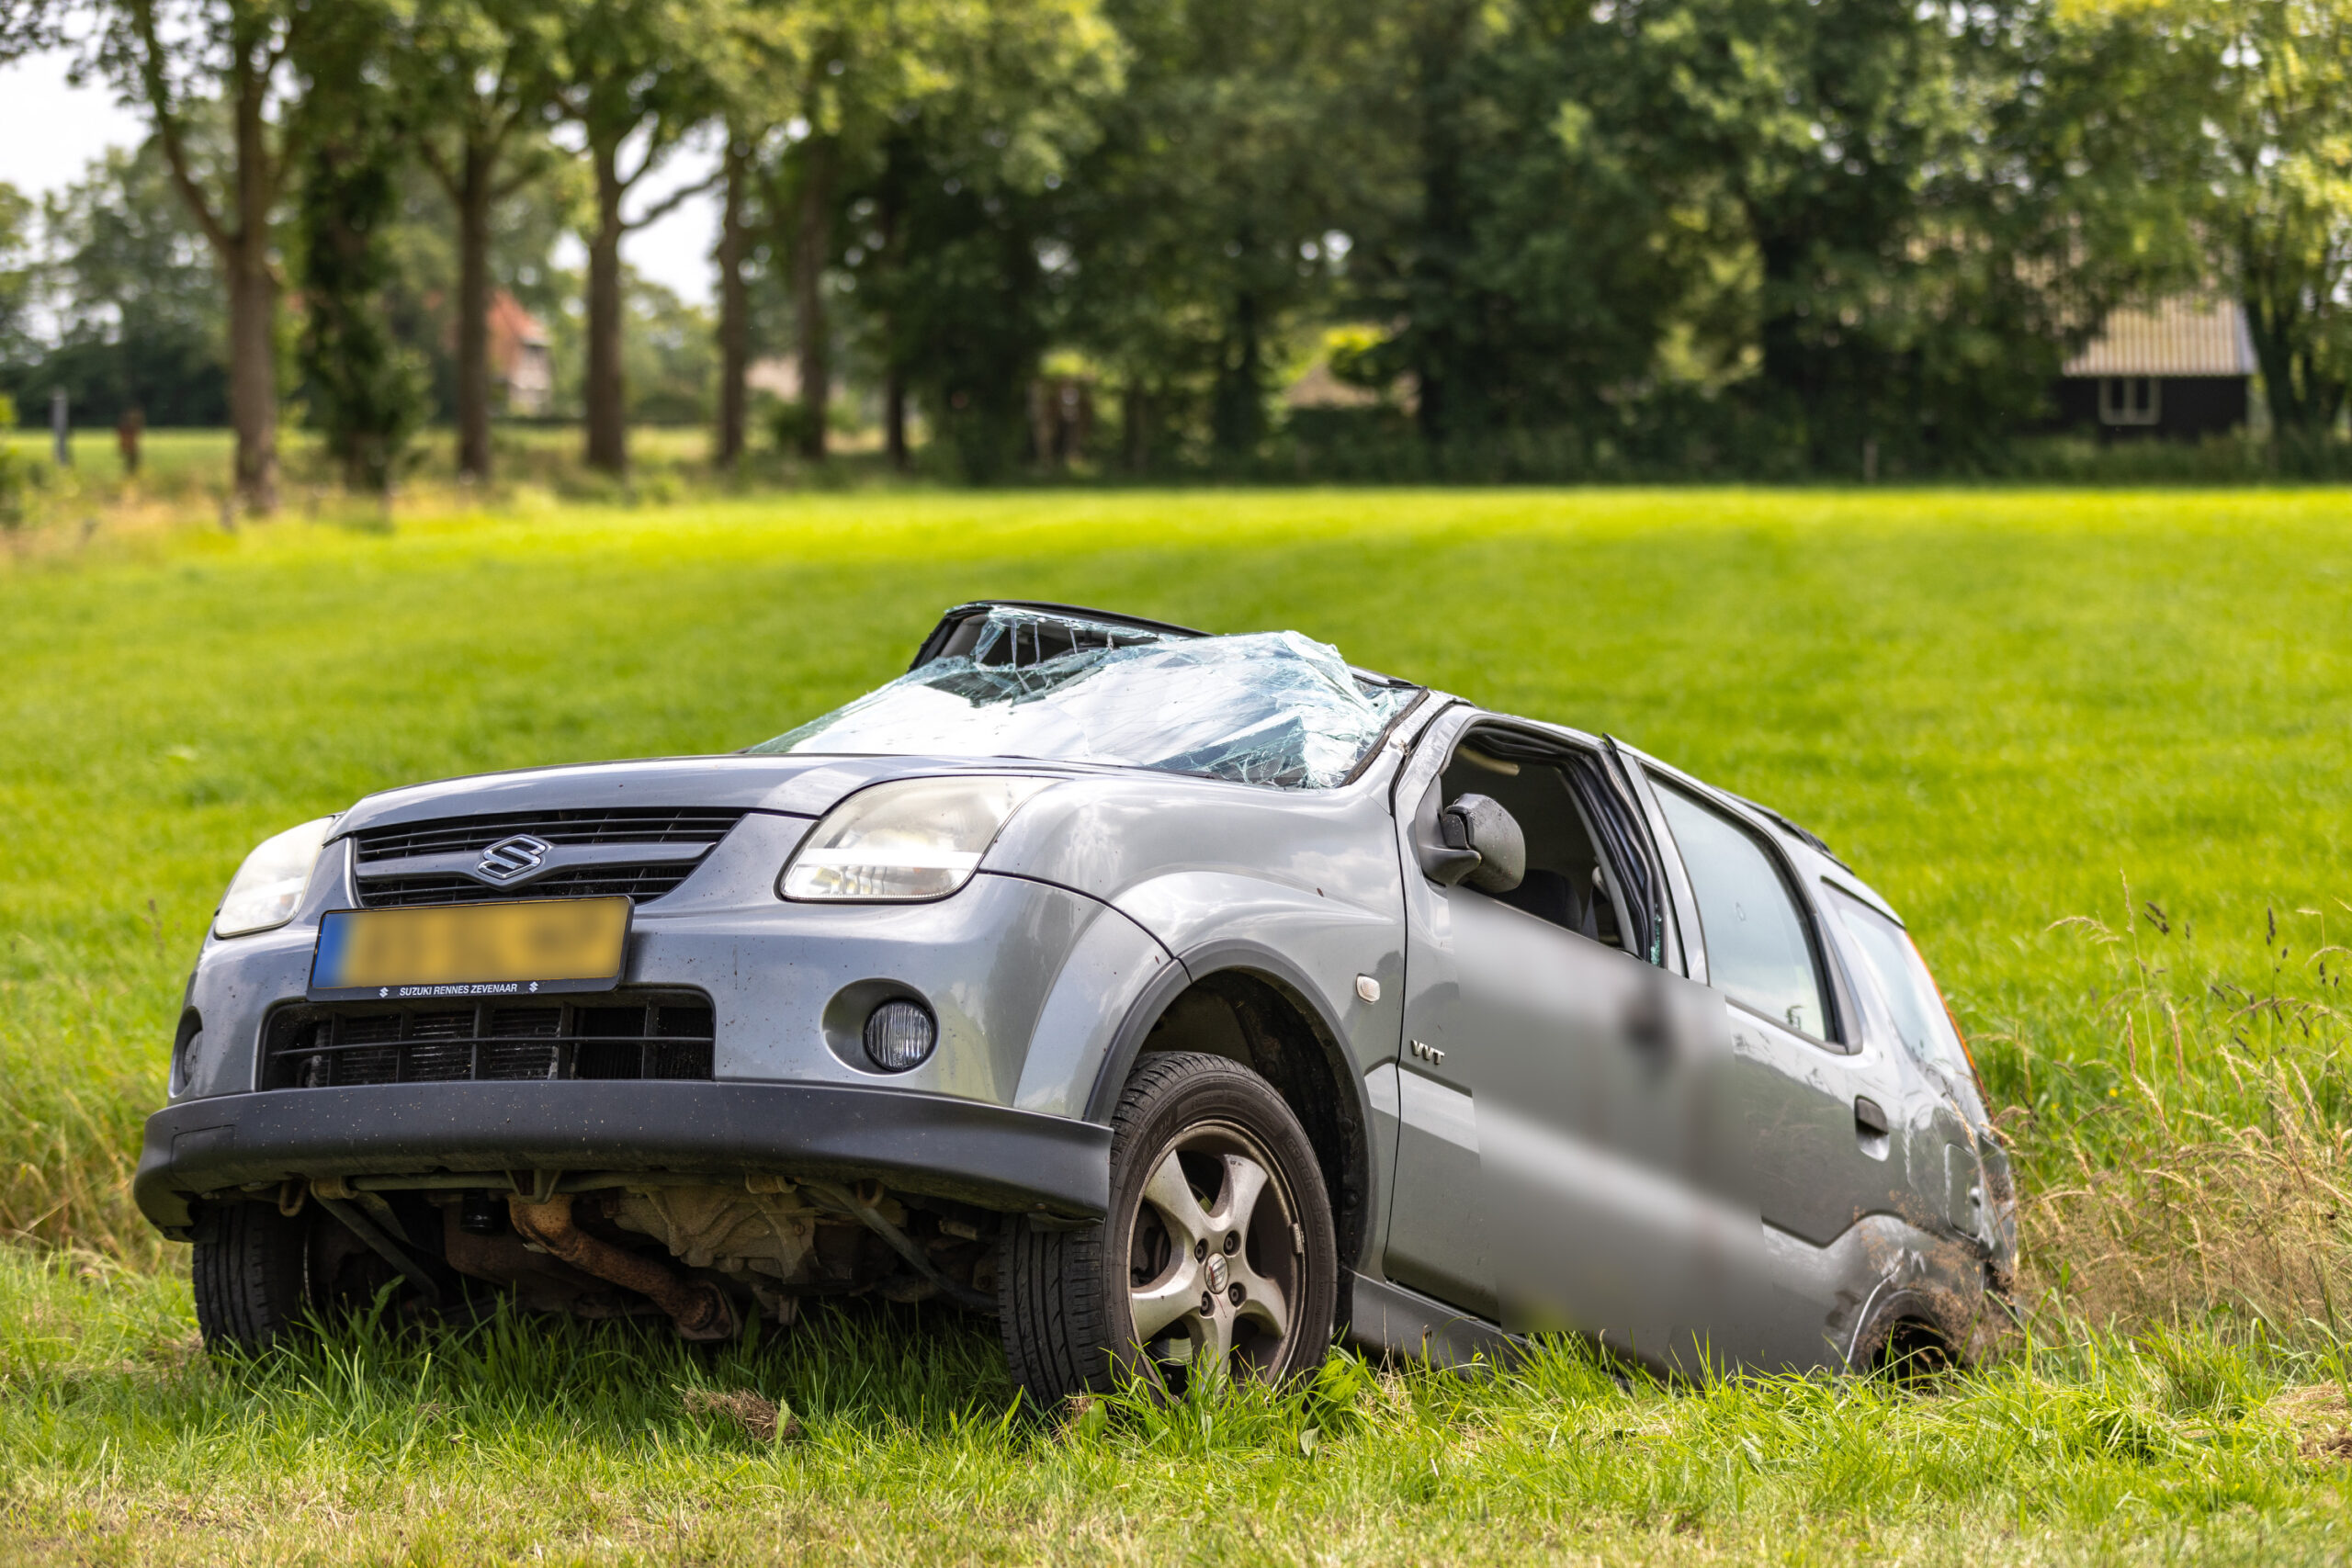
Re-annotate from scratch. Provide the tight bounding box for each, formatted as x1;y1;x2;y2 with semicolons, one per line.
289;1175;1004;1334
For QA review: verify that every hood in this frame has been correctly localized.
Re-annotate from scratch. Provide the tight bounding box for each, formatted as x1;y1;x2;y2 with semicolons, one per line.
330;752;1119;839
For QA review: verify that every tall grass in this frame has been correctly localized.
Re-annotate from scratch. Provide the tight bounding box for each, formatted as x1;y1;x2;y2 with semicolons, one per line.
0;423;894;547
2000;897;2352;1343
0;934;171;1264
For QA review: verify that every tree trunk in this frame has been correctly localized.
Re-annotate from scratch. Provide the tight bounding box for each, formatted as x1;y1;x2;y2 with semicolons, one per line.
226;251;278;512
229;46;279;513
1408;4;1474;450
716;137;751;468
790;138;835;461
584;142;628;474
454;142;495;481
879;182;905;469
2240;239;2347;439
2244;286;2309;434
1123;383;1149;472
1211;288;1263;457
1755;230;1814;402
885;371;908;469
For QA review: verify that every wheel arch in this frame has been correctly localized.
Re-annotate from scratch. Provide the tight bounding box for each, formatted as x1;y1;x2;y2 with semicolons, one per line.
1848;1284;1965;1373
1086;941;1377;1273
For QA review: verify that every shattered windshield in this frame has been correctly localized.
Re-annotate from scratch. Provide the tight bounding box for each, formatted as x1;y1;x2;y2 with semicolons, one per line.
750;607;1419;789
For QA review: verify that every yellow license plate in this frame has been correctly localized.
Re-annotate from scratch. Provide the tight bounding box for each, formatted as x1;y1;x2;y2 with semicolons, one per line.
309;897;632;1001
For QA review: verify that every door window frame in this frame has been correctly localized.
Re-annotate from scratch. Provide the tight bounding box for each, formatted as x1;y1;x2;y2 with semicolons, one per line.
1419;715;1680;970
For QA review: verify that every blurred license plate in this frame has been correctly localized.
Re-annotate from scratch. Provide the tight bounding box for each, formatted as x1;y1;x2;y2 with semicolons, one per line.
309;897;632;1002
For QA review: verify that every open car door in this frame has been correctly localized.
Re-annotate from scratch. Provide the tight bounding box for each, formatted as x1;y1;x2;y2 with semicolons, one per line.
1381;713;1772;1374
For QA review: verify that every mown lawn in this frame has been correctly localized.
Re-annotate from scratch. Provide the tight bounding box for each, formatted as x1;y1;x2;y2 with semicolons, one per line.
4;487;2351;1562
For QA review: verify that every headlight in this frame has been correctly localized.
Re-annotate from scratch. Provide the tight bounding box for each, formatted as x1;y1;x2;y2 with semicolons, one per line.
780;776;1055;902
213;817;337;937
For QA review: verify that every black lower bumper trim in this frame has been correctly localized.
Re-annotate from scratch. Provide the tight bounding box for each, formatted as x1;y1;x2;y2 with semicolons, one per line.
135;1080;1111;1234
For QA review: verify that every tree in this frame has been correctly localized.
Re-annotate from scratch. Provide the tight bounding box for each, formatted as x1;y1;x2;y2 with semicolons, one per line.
621;269;716;422
1323;0;2125;472
851;127;1056;478
701;0;828;468
399;0;560;480
546;0;727;475
19;141;230;427
696;0;1122;470
0;183;34;371
1535;0;2032;466
771;107;837;461
290;0;425;492
826;0;1122;472
1334;0;1721;455
758;16;908;465
1058;0;1390;466
713;130;754;465
2222;4;2352;437
2106;0;2352;438
9;0;316;511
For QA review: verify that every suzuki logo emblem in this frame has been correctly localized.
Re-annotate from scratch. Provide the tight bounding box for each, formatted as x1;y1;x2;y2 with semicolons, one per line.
475;834;551;884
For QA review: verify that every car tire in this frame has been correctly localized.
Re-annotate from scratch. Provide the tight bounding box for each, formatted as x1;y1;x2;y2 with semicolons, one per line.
191;1201;315;1354
998;1050;1338;1407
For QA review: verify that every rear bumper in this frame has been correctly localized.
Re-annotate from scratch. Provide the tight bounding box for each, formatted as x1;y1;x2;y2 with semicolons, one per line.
134;1080;1112;1236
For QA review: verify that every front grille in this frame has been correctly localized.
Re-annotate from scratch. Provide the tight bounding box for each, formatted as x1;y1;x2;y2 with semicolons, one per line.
354;807;749;863
351;807;749;909
262;989;716;1089
357;865;705;908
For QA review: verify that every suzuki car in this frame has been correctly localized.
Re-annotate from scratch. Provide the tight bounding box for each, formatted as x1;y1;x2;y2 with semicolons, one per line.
139;602;2014;1399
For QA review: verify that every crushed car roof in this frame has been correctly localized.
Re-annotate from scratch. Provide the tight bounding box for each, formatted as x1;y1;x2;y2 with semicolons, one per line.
752;603;1423;789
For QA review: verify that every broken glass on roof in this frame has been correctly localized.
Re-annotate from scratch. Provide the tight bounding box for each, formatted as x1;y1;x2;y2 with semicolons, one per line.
750;606;1419;788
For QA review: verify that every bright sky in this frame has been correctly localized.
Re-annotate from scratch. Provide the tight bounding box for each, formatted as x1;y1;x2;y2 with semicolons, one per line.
0;46;723;308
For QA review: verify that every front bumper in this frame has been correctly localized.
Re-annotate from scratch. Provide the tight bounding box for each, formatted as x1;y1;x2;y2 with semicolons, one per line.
134;1080;1112;1236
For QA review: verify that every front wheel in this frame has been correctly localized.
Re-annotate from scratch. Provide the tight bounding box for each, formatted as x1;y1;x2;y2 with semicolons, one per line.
998;1051;1339;1406
191;1201;318;1353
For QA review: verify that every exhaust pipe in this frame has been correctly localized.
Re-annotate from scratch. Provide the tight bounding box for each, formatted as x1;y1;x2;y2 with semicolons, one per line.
509;1194;736;1341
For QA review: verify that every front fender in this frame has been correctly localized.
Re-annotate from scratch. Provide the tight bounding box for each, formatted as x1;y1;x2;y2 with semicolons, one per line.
1103;870;1402;1076
1009;892;1182;1119
1080;931;1394;1124
984;773;1411;1101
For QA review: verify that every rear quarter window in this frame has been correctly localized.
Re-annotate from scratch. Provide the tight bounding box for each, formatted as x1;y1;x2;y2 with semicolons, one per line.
1824;886;1986;1120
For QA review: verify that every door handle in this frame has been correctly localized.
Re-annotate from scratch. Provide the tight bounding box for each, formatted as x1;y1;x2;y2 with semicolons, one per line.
1853;1096;1889;1136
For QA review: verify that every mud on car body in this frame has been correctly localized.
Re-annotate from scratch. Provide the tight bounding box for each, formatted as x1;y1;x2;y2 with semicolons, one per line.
141;602;2014;1399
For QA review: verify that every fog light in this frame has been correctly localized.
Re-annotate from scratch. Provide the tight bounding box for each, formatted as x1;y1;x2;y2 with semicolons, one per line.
863;998;937;1073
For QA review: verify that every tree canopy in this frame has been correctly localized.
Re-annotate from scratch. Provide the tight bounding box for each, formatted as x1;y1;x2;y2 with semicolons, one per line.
6;0;2347;482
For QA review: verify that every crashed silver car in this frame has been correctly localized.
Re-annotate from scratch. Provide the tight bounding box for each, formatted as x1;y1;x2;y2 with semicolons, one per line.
140;601;2014;1396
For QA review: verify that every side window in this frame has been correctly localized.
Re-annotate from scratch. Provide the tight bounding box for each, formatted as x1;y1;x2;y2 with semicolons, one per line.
1436;741;1627;951
1824;887;1984;1119
1654;783;1831;1041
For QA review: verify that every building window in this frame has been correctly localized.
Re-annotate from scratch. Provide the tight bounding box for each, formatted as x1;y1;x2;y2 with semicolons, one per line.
2099;376;2162;426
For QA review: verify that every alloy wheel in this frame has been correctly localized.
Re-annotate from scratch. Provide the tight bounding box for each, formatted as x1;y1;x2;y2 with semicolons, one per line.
1123;1120;1300;1390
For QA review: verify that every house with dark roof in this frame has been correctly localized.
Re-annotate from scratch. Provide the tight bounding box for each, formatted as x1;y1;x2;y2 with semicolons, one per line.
2055;294;2256;441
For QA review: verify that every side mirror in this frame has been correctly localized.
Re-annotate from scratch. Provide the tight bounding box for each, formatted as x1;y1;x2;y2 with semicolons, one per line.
1418;792;1525;893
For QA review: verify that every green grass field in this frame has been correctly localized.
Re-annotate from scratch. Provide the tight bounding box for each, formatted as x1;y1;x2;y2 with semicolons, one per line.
5;488;2351;1562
